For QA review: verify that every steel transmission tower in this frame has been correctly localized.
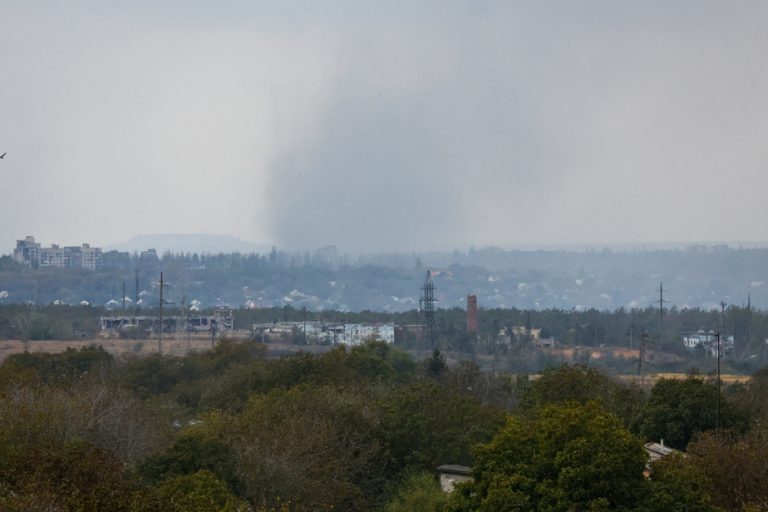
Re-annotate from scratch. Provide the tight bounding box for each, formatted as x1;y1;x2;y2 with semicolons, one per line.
419;270;438;348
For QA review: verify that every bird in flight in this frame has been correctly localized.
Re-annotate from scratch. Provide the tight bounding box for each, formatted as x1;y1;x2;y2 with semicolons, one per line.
0;153;6;159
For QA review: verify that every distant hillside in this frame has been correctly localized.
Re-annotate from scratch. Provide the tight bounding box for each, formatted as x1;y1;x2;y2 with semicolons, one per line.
105;234;271;255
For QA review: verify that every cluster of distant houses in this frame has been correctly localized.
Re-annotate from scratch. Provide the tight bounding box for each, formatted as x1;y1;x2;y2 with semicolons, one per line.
496;325;558;348
681;331;735;357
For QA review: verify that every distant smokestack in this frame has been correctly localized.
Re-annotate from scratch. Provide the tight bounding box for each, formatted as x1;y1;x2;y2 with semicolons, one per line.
467;294;478;334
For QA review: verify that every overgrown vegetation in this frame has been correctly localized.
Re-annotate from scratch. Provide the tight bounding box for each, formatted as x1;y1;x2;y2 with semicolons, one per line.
0;341;766;510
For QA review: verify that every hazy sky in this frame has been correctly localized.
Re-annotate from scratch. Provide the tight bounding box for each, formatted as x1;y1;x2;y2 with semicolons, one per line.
1;1;767;253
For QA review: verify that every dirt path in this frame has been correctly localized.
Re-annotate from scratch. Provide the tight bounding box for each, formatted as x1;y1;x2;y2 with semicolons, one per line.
0;336;345;363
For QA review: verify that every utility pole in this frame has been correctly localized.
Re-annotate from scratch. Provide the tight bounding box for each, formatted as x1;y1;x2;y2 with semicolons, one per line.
122;281;126;312
627;324;635;350
181;292;190;354
158;272;170;353
717;300;726;430
593;317;598;347
134;269;140;315
657;282;667;347
132;269;140;339
743;290;752;361
159;272;164;353
720;300;726;359
639;329;648;387
716;330;721;429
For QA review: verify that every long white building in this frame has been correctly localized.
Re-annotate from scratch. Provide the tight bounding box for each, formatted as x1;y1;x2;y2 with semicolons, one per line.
253;321;396;345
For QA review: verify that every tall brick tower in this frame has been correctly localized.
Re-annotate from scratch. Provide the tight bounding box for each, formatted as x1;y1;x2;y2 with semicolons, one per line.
467;294;478;334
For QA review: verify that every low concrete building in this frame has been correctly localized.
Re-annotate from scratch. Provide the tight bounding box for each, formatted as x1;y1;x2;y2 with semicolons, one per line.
644;440;677;463
101;310;233;336
253;321;396;345
436;465;471;493
534;337;557;348
511;326;542;339
643;440;679;477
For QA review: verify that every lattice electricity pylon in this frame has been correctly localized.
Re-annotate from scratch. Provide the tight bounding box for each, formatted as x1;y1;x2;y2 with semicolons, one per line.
419;270;438;348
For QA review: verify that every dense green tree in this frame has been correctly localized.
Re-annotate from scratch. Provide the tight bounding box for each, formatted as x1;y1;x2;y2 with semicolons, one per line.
229;385;388;511
143;470;241;512
138;434;241;494
636;377;746;449
1;345;113;383
0;440;138;511
120;353;185;398
376;380;505;472
639;454;715;512
441;360;529;411
193;341;417;412
420;349;448;378
2;328;767;512
686;424;768;511
383;471;449;512
449;402;646;512
0;378;172;461
728;365;768;422
521;364;643;426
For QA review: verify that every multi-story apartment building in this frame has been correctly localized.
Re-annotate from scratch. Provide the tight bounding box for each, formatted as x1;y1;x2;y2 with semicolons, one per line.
13;236;102;269
79;244;102;270
39;244;72;267
13;236;41;265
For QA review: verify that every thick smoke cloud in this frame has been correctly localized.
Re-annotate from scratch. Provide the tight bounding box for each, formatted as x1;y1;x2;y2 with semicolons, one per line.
266;1;768;251
1;2;767;252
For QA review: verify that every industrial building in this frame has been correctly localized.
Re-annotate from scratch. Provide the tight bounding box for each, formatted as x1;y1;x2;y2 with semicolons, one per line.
252;321;396;345
100;309;233;336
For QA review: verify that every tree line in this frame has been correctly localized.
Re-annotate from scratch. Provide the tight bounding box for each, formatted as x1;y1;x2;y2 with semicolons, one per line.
3;244;768;311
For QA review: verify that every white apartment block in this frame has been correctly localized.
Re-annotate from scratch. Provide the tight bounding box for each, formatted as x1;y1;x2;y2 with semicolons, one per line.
80;244;101;270
14;236;102;269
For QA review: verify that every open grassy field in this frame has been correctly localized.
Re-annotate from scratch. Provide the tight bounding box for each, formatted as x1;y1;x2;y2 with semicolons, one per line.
0;337;219;361
0;336;343;364
618;372;751;385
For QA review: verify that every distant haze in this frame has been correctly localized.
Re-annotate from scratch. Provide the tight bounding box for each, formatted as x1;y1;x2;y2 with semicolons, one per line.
2;2;768;253
105;234;271;255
